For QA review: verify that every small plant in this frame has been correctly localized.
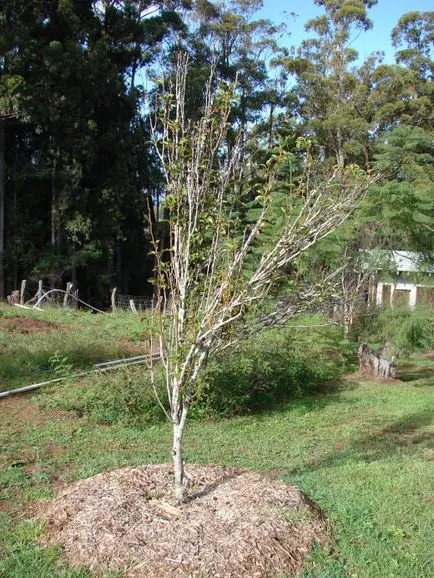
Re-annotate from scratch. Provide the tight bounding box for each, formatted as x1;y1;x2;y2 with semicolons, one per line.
48;351;74;377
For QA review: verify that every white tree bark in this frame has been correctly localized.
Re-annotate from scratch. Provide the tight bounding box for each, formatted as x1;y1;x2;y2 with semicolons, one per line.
149;53;379;501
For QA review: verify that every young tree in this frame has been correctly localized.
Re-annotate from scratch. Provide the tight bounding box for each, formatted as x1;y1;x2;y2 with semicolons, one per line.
149;54;377;501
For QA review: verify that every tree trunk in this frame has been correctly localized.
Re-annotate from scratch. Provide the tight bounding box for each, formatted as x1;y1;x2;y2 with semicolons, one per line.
357;342;396;378
342;301;349;337
50;158;58;289
336;127;345;171
0;119;5;299
115;243;122;291
172;420;185;502
51;160;57;250
268;103;275;148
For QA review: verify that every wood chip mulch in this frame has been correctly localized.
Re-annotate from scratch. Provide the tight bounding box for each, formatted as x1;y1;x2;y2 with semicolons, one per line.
42;464;327;577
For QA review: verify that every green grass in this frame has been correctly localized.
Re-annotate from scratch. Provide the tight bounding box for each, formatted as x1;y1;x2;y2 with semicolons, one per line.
0;305;152;392
1;358;433;577
0;307;433;577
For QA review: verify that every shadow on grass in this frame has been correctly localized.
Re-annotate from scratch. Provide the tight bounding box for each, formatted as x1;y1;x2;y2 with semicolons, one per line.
354;408;434;458
208;377;361;423
397;366;433;383
396;367;434;385
292;407;434;476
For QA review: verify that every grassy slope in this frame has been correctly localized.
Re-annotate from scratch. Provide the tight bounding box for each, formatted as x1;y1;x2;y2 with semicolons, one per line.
0;309;433;577
0;305;151;392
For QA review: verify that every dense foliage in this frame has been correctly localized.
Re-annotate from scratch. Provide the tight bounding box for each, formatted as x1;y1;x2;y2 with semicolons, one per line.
0;0;432;306
39;314;356;426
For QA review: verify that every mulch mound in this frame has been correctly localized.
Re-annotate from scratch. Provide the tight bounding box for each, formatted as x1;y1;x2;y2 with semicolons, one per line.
43;464;326;577
1;316;63;334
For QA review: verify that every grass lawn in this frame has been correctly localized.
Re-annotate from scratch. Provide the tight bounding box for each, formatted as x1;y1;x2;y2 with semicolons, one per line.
0;307;433;577
0;304;152;393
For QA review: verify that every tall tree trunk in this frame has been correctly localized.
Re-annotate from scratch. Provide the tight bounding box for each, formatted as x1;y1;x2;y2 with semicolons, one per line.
50;158;57;289
115;243;123;291
268;103;275;148
342;301;349;337
72;265;77;289
0;119;5;299
51;160;56;249
336;126;345;171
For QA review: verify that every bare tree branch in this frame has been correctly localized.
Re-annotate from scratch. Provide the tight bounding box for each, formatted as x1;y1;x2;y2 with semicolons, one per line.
148;53;379;501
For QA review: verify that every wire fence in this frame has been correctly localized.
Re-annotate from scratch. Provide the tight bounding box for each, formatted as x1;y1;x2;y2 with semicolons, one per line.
7;280;160;314
114;293;155;312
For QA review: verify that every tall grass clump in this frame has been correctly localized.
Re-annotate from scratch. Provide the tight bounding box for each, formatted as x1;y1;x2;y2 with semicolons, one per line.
351;305;434;354
41;366;168;428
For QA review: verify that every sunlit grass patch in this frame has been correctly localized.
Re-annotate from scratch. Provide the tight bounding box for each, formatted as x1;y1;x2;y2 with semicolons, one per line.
0;328;433;577
0;305;153;392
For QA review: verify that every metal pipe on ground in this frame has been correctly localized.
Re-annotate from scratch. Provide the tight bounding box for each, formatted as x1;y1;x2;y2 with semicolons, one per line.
93;355;148;368
0;353;161;399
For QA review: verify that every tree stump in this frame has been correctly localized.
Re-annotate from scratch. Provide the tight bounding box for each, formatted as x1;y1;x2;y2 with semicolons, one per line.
357;342;396;378
6;289;20;306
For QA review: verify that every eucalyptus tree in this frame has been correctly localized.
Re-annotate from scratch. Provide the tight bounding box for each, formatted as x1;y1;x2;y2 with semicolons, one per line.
392;10;433;79
179;1;286;137
278;0;378;170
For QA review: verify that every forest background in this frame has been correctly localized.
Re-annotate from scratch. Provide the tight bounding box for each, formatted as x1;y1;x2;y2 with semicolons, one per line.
0;0;432;307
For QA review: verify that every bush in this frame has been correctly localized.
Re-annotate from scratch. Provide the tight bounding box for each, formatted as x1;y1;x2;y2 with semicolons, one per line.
42;320;356;424
382;306;434;353
42;366;168;428
351;306;434;354
194;324;354;418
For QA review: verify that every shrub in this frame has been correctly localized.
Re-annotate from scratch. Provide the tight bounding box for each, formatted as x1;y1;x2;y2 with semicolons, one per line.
352;305;434;354
42;366;168;428
42;320;356;424
194;324;354;418
380;306;434;353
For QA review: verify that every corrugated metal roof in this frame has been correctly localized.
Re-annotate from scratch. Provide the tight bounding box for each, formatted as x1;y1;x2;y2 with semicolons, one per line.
390;251;434;273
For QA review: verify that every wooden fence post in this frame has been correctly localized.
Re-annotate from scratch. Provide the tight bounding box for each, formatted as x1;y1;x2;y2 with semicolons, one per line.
63;282;73;307
20;280;26;305
129;299;138;314
111;287;117;312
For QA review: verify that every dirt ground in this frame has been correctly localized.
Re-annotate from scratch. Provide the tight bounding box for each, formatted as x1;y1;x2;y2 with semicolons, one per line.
0;316;64;334
0;395;74;427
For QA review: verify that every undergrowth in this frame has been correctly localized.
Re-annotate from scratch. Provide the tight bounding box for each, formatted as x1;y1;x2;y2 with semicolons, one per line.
0;307;433;577
0;305;153;392
1;357;433;578
351;305;434;353
42;320;357;426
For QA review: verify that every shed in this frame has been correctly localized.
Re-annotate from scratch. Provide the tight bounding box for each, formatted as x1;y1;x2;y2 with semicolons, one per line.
375;251;434;308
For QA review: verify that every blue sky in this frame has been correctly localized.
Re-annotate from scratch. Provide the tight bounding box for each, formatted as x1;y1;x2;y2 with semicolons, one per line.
257;0;433;63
